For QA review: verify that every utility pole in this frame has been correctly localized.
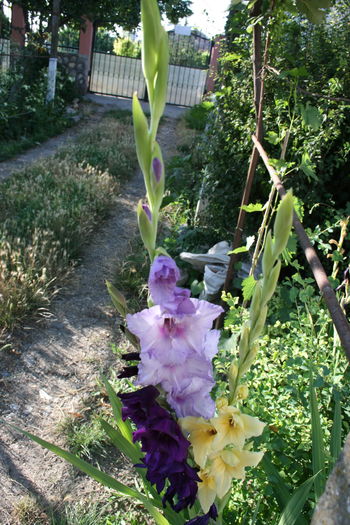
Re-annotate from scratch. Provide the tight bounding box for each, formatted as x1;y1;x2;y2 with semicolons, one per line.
46;0;60;102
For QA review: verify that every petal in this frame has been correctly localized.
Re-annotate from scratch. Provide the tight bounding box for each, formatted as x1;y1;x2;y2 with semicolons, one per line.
197;473;217;514
240;413;265;438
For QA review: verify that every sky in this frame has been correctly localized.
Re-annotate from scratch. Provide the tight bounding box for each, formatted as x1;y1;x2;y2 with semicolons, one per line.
180;0;232;37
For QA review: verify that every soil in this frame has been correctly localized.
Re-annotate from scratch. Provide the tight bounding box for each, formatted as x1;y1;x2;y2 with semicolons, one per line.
0;98;182;524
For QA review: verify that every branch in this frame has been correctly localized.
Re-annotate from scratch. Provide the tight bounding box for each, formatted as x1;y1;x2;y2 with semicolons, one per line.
297;87;350;103
252;134;350;364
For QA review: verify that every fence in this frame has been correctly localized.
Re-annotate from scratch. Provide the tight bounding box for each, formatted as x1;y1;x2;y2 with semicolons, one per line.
89;31;213;106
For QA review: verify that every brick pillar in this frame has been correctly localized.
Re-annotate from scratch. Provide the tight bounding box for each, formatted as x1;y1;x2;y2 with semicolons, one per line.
11;3;26;47
206;35;224;93
78;17;94;93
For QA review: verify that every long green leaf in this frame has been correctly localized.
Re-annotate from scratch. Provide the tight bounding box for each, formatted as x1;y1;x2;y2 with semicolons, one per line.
261;455;308;525
309;370;326;500
9;425;170;525
330;396;342;467
101;376;133;442
278;472;321;525
261;455;291;508
100;419;141;463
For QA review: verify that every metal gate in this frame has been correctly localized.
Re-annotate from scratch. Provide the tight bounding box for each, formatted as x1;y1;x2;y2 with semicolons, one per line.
89;31;212;107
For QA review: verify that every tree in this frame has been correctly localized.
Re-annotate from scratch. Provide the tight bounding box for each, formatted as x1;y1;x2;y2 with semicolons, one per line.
16;0;192;32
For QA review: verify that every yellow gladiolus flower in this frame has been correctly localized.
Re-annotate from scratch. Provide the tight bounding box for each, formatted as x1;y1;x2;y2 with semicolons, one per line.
197;468;217;513
211;406;265;450
179;416;217;468
209;448;264;498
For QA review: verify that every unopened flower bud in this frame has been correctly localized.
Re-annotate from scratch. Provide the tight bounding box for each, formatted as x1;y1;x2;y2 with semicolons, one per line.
137;200;155;255
142;203;152;222
273;191;294;258
152;157;163;183
216;397;228;412
236;384;249;400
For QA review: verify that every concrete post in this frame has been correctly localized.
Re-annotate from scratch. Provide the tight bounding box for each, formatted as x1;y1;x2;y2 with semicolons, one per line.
11;3;25;47
206;35;224;93
78;17;94;93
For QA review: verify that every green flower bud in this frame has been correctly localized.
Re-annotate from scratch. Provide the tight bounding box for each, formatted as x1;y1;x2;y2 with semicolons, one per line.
151;28;169;138
229;361;239;396
261;260;282;305
250;305;268;342
236;384;249;400
273;191;294;258
239;322;250;361
150;141;165;211
137;199;155;257
106;280;128;317
239;343;259;375
141;0;161;83
262;230;274;277
132;94;151;189
249;280;262;329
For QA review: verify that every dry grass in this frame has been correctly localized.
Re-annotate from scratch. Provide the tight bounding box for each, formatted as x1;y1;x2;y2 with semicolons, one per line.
0;117;137;340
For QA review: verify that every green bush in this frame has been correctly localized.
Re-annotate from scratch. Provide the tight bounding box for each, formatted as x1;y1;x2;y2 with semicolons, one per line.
113;37;141;58
217;282;350;523
173;5;350;244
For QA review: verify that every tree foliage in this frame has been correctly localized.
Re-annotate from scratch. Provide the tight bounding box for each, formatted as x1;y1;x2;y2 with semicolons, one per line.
16;0;192;31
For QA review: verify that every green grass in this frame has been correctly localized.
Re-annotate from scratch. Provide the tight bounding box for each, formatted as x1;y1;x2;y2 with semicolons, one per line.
0;116;137;339
13;497;152;525
0;114;73;162
113;236;150;313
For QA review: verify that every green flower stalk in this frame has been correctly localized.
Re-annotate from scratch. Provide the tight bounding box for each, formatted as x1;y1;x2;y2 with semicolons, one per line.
229;192;294;402
133;0;169;261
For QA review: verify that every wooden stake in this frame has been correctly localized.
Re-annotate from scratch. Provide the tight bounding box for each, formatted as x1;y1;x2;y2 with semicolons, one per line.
252;134;350;363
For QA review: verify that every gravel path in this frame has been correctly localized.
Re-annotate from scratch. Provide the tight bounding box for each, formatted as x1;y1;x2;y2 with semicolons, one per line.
0;97;182;523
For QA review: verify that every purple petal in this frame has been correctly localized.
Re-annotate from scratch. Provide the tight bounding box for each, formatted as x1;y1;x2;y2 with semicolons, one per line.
148;256;180;306
142;203;152;222
152;157;163;183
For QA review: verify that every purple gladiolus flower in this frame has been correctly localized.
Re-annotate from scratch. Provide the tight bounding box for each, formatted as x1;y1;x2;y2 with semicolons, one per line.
185;504;218;524
152;157;163;182
148;255;195;313
148;255;180;307
127;297;223;418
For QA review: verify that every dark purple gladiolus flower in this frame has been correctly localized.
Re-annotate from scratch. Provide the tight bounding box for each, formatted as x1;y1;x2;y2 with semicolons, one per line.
118;385;160;426
162;463;200;511
152;157;163;182
121;352;141;362
118;386;199;510
185;504;218;524
142;203;152;222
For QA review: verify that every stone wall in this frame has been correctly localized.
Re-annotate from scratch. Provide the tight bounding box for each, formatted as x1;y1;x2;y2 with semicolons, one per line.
58;52;89;95
311;432;350;525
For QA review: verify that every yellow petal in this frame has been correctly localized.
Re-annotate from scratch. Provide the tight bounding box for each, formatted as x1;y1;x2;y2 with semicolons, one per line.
211;409;245;450
197;469;217;514
180;416;217;468
229;449;264;480
240;413;265;438
209;453;234;498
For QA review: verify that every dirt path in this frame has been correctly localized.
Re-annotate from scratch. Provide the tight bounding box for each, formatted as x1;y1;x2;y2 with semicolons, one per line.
0;104;105;183
0;106;181;523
